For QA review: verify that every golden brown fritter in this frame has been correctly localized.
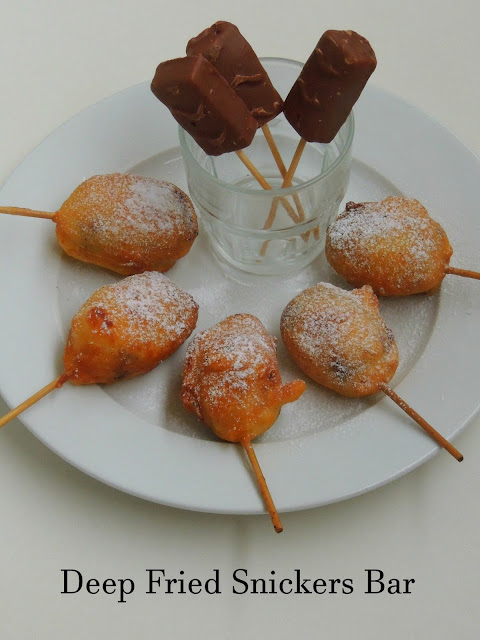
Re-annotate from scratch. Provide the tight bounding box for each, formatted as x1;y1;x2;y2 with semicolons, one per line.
55;173;198;275
64;272;198;384
326;197;452;295
182;314;306;443
281;283;398;397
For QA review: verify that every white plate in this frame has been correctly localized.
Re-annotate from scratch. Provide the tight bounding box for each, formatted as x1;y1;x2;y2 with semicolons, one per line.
0;82;479;514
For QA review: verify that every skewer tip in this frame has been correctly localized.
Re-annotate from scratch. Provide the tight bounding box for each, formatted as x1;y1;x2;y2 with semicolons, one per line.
379;383;463;462
241;438;283;533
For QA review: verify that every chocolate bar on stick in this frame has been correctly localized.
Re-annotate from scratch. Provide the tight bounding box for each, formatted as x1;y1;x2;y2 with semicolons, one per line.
187;20;289;184
260;30;377;246
151;55;257;156
186;21;283;128
284;30;376;143
151;54;299;224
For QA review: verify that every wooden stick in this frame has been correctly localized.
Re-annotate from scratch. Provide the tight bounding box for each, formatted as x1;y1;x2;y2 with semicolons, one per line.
261;125;307;227
267;137;309;226
282;138;320;240
261;124;287;177
235;149;271;190
0;374;69;429
263;139;307;223
235;150;300;224
241;438;283;533
283;138;307;187
261;199;281;233
445;266;480;281
260;138;311;256
378;382;463;462
285;144;308;228
0;206;55;220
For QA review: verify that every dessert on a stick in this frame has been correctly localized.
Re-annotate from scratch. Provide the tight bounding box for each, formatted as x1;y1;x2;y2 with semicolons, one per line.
284;30;377;145
326;197;480;295
151;52;299;224
262;30;376;242
186;21;283;127
0;174;198;275
280;282;463;461
182;314;306;532
282;283;398;398
186;21;285;174
0;272;198;428
151;54;258;156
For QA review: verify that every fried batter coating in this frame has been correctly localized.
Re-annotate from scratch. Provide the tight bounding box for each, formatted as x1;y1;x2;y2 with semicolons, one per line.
326;197;453;295
281;283;398;397
182;314;306;443
55;174;198;275
64;272;198;385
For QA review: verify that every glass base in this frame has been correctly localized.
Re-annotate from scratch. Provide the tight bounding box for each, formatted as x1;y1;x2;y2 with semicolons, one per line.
208;232;325;276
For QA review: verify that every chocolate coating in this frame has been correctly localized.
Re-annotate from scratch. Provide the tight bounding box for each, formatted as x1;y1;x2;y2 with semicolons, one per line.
187;21;283;127
151;55;257;156
283;30;376;143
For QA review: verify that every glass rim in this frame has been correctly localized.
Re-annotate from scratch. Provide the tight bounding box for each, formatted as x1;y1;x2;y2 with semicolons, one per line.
178;57;355;197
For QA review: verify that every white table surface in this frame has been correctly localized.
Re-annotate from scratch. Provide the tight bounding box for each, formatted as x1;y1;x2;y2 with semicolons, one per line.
1;1;479;638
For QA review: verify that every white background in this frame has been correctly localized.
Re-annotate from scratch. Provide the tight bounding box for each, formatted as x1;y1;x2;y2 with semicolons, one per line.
1;1;479;638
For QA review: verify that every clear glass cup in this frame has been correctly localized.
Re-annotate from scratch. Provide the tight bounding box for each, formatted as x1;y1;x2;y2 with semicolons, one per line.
179;57;354;275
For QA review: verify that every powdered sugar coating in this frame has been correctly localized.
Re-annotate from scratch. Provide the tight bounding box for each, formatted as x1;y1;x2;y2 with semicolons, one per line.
185;314;276;407
281;283;399;397
183;314;275;416
55;174;198;275
86;272;197;345
182;314;305;442
64;272;198;384
326;197;453;295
